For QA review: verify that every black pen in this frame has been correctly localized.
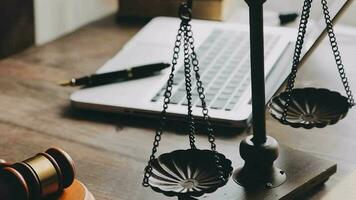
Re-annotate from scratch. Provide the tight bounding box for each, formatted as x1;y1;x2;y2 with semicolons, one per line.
59;62;170;87
279;12;299;25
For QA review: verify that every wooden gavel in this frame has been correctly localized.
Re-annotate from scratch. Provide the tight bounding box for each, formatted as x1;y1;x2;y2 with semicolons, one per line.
0;148;75;200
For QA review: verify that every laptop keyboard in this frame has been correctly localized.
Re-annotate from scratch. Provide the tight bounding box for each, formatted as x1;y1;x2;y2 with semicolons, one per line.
151;29;280;111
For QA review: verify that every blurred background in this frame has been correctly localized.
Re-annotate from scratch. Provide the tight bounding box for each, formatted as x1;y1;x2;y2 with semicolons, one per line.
1;0;355;59
0;0;117;59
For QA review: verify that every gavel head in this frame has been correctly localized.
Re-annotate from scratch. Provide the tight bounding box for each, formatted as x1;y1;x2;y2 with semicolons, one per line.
0;148;75;200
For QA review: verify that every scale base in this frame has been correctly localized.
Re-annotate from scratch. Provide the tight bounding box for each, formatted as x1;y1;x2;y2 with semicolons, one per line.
232;136;287;189
233;166;287;189
199;145;336;200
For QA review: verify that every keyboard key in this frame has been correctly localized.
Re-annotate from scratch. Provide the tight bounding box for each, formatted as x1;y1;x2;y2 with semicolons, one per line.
205;94;215;101
213;81;225;88
218;92;232;100
217;76;228;81
151;28;279;111
211;99;228;109
170;91;185;104
229;78;240;85
229;95;240;103
196;92;215;106
195;101;203;107
225;103;236;111
191;89;198;96
151;95;161;102
223;86;236;93
207;87;219;94
233;72;245;79
217;95;230;100
182;95;199;106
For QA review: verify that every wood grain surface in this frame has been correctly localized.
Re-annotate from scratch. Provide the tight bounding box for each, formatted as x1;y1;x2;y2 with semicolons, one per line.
0;13;355;200
324;170;356;200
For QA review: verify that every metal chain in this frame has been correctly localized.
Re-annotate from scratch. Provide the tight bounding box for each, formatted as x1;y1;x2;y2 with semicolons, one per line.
143;1;225;187
321;0;355;107
182;24;197;149
142;25;184;187
187;24;225;183
281;0;313;122
281;0;355;123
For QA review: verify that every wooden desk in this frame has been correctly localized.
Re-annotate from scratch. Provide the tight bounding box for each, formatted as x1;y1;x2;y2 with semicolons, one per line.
0;15;355;200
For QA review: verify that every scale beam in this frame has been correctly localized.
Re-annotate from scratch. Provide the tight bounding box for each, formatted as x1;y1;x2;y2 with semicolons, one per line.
245;0;267;145
233;0;286;188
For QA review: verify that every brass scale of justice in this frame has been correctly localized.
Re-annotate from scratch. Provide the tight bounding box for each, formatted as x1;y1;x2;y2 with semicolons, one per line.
142;0;355;199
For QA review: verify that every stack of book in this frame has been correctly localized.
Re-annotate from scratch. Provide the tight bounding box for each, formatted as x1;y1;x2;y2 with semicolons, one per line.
118;0;236;21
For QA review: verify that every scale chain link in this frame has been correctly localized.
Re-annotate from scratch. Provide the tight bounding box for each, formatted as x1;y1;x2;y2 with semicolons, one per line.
183;24;197;149
187;24;226;183
282;0;355;123
281;0;313;123
321;0;355;107
143;2;226;187
142;25;184;187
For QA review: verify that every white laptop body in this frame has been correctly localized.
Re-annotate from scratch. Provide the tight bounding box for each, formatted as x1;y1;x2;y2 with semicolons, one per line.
70;0;350;127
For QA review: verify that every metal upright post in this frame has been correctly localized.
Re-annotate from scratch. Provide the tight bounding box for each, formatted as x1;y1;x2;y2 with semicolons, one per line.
248;0;267;145
232;0;286;188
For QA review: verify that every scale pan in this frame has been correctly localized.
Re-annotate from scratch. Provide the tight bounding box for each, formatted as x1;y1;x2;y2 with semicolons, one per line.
148;149;233;197
268;88;350;129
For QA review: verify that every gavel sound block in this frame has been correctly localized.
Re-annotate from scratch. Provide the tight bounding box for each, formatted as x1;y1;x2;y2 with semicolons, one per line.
47;180;95;200
0;148;94;200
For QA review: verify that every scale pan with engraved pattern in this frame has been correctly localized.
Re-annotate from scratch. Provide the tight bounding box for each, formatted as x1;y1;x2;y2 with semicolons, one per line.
268;88;350;129
148;149;233;198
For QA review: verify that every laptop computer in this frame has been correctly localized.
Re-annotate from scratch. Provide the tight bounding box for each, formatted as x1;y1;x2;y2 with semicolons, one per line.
70;0;352;127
